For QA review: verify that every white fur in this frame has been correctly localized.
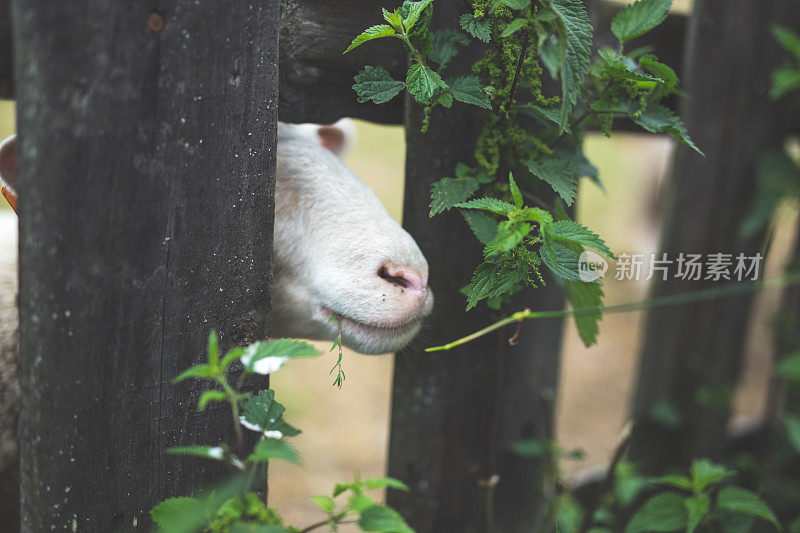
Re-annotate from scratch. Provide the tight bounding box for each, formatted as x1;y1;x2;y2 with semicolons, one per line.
272;122;432;354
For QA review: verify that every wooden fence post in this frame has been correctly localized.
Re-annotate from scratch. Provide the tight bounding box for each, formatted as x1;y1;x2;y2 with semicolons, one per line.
629;0;800;471
14;0;278;529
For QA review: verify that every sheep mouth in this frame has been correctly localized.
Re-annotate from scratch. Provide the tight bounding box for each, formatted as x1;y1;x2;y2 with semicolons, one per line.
318;305;423;338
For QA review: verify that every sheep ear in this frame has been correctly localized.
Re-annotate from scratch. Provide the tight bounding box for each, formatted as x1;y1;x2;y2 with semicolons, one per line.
316;118;356;158
0;134;16;213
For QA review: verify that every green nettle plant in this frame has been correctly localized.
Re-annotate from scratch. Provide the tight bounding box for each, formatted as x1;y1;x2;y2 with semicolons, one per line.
345;0;701;347
149;332;414;533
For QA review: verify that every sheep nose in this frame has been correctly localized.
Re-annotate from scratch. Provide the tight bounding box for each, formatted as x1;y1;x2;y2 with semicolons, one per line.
378;264;428;293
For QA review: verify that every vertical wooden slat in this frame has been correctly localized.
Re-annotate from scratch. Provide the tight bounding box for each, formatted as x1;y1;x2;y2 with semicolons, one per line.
629;0;800;471
14;1;278;530
386;2;566;531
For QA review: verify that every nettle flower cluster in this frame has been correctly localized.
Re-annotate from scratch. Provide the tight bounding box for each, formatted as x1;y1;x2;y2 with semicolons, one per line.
345;0;700;346
150;332;413;533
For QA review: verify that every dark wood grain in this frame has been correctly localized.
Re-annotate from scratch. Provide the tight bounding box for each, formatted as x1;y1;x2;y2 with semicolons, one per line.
629;0;800;471
14;1;278;530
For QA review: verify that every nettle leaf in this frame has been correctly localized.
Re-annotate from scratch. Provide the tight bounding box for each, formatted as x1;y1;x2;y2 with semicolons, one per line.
540;240;581;281
632;103;703;155
207;330;220;367
523;105;573;134
611;0;672;43
402;0;433;32
429;176;479;217
383;8;403;30
770;66;800;101
358;505;414;533
465;261;528;310
449;75;493;109
553;143;600;185
240;338;318;375
508;172;523;208
363;477;410;491
690;459;735;492
344;25;397;54
717;487;780;529
639;55;678;88
241;389;301;437
456;197;516;216
461;209;499;244
546;0;593;125
684;493;710;533
526;158;578;206
198;390;227;411
437;92;454;108
502;18;529;37
150;497;203;531
173;363;216;383
310;495;336;514
652;474;692;491
248;438;301;465
484;221;531;257
783;415;800;455
406;63;448;105
353;67;406;105
565;280;604;346
429;29;469;70
772;24;800;62
552;220;613;258
460;13;491;42
625;492;687;533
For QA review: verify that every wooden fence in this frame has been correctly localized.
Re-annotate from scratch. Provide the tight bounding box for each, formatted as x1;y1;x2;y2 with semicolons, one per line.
2;0;799;531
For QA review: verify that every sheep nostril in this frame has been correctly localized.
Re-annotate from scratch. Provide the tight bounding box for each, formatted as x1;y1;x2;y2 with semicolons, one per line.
377;265;427;292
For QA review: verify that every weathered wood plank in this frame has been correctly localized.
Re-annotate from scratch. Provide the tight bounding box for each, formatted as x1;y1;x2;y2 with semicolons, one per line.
14;1;278;530
629;0;800;471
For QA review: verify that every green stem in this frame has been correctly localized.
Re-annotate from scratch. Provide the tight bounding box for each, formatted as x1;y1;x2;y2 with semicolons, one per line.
426;273;800;352
298;511;351;533
220;378;245;457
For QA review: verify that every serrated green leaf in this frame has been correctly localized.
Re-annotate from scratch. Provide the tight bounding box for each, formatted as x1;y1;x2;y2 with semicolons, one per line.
690;459;735;492
437;91;454;108
455;197;517;216
772;25;800;62
639;55;678;88
502;18;529;37
611;0;672;43
207;330;220;367
552;220;614;258
526;158;578;206
240;339;319;375
449;75;492;109
553;142;600;186
770;66;800;101
429;176;479;217
353;66;406;104
547;0;593;125
358;505;414;533
625;492;687;533
406;63;448;105
523;105;572;134
402;0;433;32
465;261;528;310
652;474;692;491
717;487;779;529
685;493;710;533
248;438;301;465
310;495;336;514
383;8;403;30
173;363;216;383
565;279;604;346
151;497;203;531
198;390;227;411
430;29;469;69
240;389;301;438
344;25;397;54
460;13;491;42
784;414;800;455
541;240;581;281
461;209;499;244
508;172;523;208
485;221;531;256
220;346;245;372
632;103;703;155
363;477;410;491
